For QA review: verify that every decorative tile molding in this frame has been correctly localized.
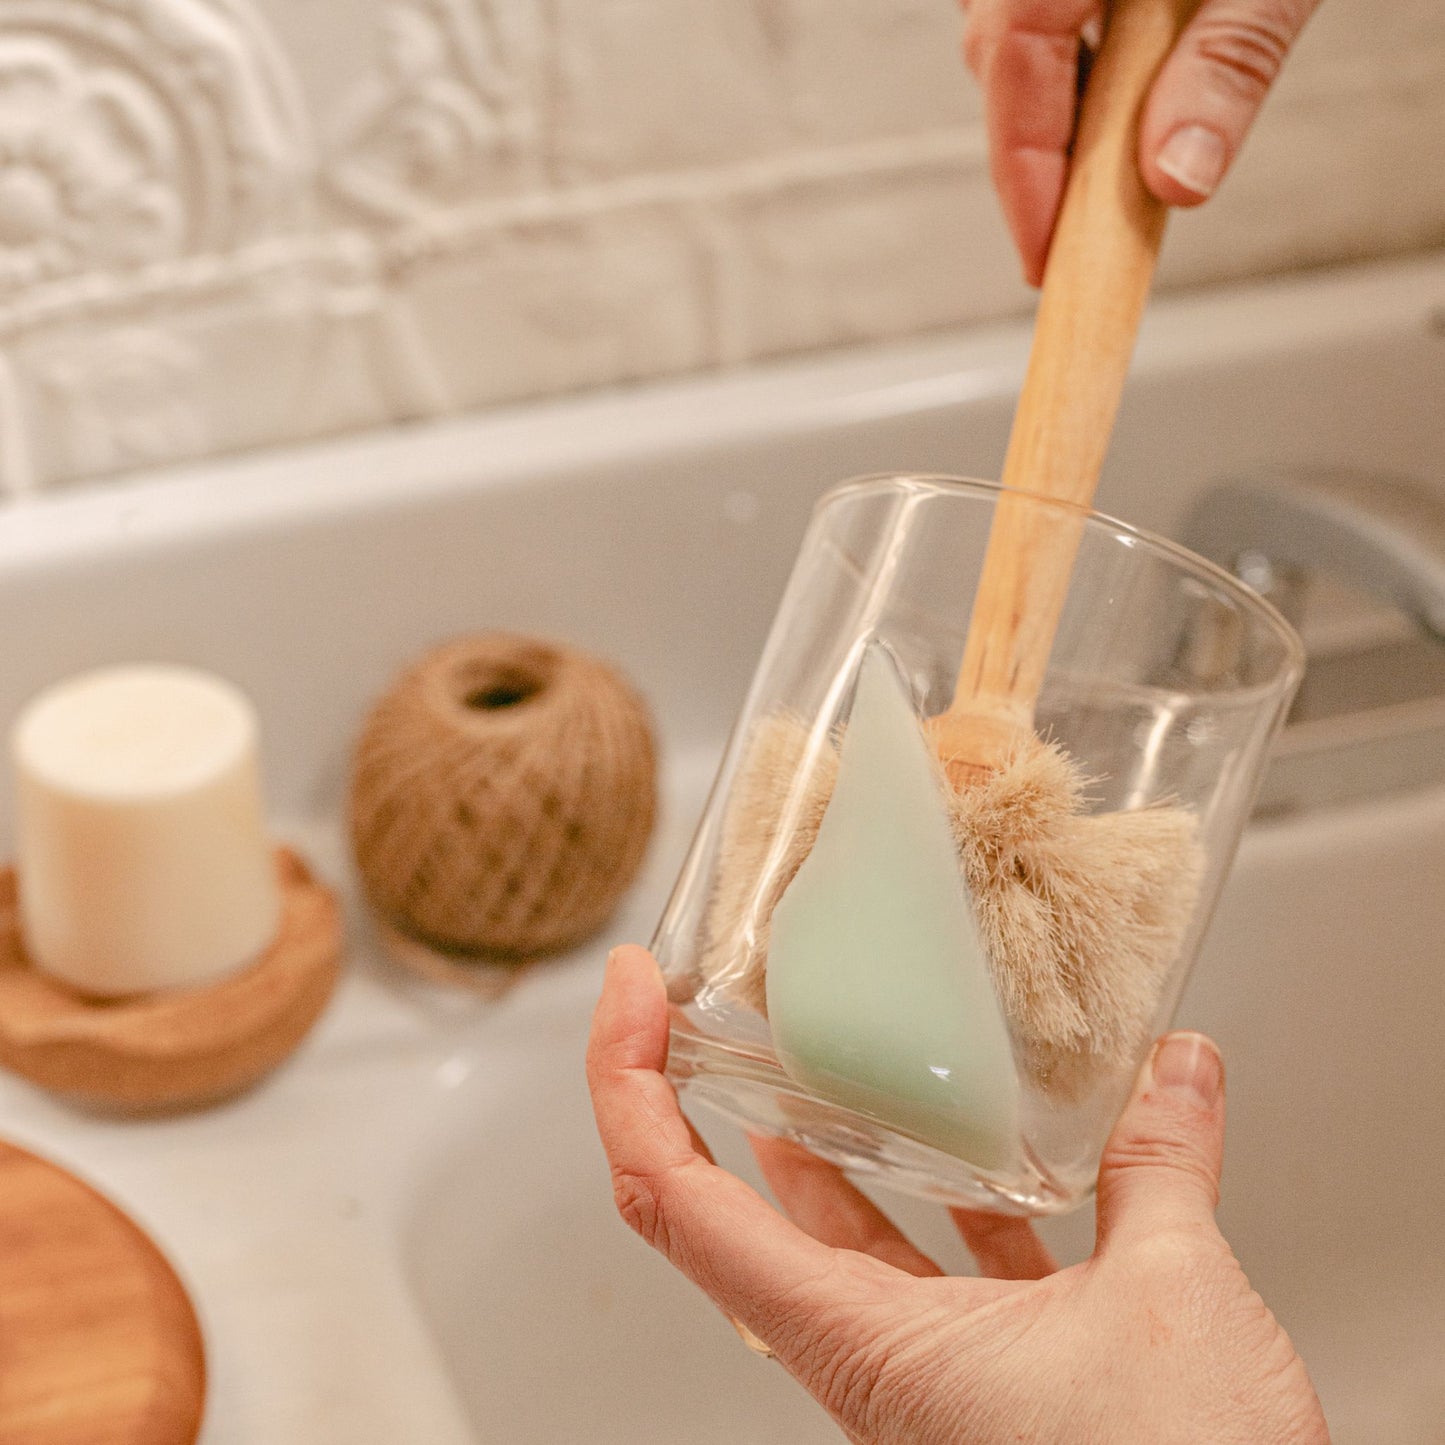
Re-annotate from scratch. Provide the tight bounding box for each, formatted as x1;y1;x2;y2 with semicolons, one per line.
31;326;207;476
753;0;982;144
0;37;187;290
0;0;1443;496
325;0;531;224
0;0;318;492
3;0;312;262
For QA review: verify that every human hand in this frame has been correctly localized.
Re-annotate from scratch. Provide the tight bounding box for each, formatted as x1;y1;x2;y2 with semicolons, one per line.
962;0;1322;284
587;944;1329;1444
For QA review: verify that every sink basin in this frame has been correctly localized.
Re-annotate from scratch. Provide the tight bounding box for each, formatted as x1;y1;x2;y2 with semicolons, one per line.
403;903;844;1445
399;771;1445;1445
0;253;1442;1443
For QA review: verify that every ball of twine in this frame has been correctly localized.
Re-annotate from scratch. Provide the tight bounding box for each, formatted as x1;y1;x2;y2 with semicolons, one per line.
350;633;657;959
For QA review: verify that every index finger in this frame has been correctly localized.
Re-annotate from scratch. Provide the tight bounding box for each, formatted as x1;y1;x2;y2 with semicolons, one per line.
964;0;1100;284
586;946;883;1340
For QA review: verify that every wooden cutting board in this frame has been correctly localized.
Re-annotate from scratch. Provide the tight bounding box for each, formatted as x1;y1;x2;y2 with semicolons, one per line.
0;1141;205;1444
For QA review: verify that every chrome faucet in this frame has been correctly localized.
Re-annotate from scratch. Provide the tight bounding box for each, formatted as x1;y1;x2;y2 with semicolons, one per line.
1183;468;1445;640
1180;468;1445;814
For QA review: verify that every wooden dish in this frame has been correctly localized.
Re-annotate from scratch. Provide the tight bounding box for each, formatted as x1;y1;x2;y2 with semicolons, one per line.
0;848;342;1111
0;1140;206;1444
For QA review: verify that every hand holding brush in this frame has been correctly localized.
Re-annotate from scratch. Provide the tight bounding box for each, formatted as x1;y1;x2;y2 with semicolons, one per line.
700;0;1209;1105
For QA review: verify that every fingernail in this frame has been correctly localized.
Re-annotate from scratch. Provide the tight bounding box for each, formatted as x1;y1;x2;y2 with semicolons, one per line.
1150;1033;1223;1107
1156;125;1227;197
730;1316;775;1358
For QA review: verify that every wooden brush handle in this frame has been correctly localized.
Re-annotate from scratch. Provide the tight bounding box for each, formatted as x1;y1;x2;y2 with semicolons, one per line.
938;0;1199;769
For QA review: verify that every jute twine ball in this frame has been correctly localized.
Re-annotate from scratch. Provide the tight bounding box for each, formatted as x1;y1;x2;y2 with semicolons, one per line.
350;634;657;958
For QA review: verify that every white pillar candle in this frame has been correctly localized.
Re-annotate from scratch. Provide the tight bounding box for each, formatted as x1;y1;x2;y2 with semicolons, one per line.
10;666;281;997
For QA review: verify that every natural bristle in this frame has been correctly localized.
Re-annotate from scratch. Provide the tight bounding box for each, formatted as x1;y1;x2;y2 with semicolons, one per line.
700;712;1204;1096
699;713;836;1016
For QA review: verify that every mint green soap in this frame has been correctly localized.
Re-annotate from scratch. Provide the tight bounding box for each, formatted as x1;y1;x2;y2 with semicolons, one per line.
766;645;1021;1171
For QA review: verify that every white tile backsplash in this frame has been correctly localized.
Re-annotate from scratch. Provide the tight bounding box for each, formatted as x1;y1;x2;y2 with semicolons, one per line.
1;0;1442;495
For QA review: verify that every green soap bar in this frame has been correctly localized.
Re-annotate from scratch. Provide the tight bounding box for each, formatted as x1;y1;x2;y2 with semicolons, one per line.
766;645;1020;1171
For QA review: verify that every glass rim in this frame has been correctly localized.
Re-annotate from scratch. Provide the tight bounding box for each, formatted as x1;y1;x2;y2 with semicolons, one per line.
815;472;1307;678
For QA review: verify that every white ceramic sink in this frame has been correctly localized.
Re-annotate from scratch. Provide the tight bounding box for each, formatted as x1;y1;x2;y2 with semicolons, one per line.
0;253;1443;1444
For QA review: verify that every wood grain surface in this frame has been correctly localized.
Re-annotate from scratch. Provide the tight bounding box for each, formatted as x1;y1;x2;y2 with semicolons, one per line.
941;0;1202;770
0;1141;205;1445
0;847;342;1110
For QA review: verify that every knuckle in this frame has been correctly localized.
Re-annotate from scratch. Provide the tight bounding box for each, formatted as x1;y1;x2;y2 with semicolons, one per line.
967;11;1079;77
1101;1130;1221;1205
610;1165;671;1252
1190;4;1300;100
959;4;1016;78
1121;1228;1223;1282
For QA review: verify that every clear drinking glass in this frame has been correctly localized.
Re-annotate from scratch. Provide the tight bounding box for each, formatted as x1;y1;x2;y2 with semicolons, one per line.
654;475;1304;1214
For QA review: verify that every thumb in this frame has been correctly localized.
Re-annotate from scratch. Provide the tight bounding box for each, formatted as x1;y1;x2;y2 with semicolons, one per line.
1139;0;1319;206
1095;1031;1226;1252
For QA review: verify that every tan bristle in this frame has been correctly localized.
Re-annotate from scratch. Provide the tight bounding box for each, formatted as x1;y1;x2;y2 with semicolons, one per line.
699;712;1204;1096
699;713;836;1015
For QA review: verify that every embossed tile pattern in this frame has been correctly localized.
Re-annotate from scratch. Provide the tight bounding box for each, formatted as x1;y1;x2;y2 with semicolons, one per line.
0;0;1443;495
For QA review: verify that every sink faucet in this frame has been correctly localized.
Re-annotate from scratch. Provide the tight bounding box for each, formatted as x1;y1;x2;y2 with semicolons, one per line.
1182;467;1445;640
1181;468;1445;814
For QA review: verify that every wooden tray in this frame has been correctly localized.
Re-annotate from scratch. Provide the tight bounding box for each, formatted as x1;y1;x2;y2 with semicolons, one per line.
0;1140;205;1444
0;848;342;1110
